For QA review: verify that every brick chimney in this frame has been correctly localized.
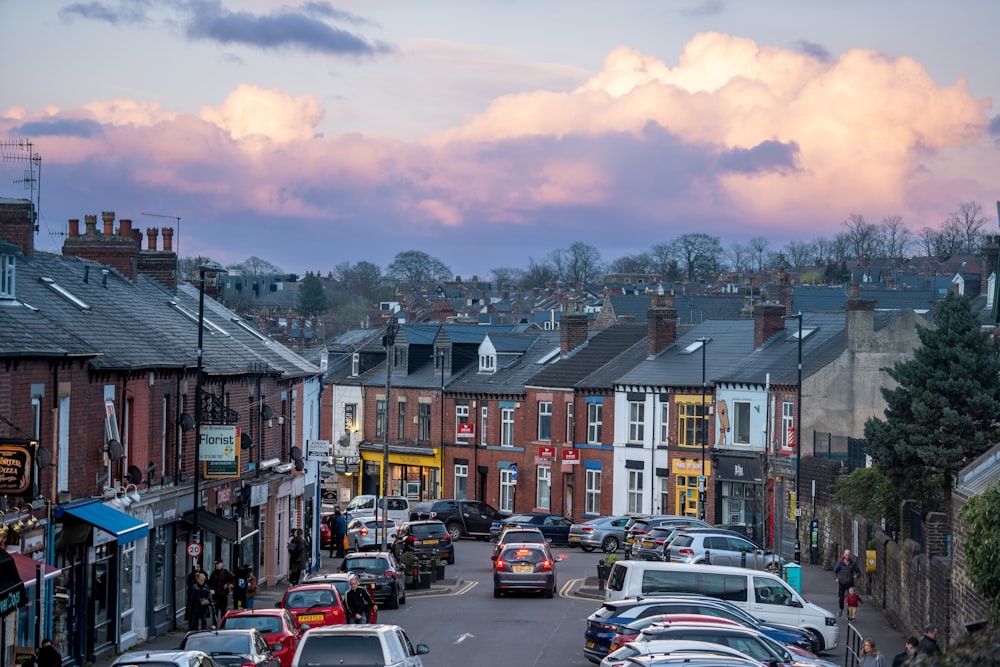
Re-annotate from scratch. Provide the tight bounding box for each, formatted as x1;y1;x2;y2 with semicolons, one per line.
981;235;1000;283
647;290;678;357
62;211;139;280
775;266;792;316
560;302;589;356
845;281;875;351
146;228;159;251
138;226;178;292
754;302;787;348
0;199;36;256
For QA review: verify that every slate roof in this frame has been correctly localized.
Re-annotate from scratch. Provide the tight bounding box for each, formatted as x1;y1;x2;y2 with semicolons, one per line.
526;324;648;390
0;251;319;380
792;285;943;314
448;331;561;395
605;294;746;325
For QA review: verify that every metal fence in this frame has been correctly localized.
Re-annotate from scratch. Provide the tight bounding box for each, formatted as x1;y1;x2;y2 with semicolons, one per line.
807;432;868;473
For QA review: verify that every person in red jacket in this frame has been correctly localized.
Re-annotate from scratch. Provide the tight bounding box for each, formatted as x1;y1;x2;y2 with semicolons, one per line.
844;586;864;621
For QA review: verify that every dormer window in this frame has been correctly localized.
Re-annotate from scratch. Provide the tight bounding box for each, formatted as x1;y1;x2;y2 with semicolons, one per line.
479;353;496;373
0;253;14;300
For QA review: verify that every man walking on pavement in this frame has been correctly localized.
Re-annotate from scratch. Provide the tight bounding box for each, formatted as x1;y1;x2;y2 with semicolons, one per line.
332;508;348;558
833;548;860;618
208;559;235;616
917;624;941;655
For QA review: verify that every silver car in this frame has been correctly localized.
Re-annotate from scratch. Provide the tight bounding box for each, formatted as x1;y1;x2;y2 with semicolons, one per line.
493;543;557;598
569;515;631;553
346;517;397;552
668;531;784;572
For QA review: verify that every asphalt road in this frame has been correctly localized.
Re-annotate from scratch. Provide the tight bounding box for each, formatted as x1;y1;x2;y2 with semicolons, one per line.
384;538;603;666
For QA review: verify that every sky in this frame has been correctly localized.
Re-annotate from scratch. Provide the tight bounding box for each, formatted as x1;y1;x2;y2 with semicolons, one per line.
2;0;999;279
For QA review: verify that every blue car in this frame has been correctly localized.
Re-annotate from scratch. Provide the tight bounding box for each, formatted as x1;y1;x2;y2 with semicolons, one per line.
490;513;573;545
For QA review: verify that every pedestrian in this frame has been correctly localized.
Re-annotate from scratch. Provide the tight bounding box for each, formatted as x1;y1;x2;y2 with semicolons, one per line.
833;548;861;618
917;624;941;655
35;638;61;667
246;567;258;609
187;571;212;630
859;638;886;667
891;636;919;667
343;574;376;624
288;528;306;585
208;559;235;615
844;586;864;622
186;560;204;587
333;509;348;558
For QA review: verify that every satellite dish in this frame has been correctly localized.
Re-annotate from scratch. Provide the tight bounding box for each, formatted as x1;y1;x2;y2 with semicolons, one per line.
36;446;53;469
126;465;143;485
294;458;304;472
261;405;274;420
180;413;195;431
289;446;302;460
241;433;253;450
107;439;124;462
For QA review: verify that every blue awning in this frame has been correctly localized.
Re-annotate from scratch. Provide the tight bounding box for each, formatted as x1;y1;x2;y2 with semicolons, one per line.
57;500;149;545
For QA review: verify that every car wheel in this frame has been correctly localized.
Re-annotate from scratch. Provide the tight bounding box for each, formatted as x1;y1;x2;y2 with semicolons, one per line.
400;588;406;605
447;551;455;565
602;536;620;553
386;585;400;610
544;587;554;599
493;588;502;598
807;629;824;653
446;523;462;541
581;545;595;552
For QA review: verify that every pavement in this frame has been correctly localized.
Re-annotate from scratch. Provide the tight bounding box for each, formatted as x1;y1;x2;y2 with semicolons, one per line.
568;559;910;667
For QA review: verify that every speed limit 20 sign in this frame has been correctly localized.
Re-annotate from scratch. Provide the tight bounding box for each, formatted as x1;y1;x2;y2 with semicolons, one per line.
187;542;202;558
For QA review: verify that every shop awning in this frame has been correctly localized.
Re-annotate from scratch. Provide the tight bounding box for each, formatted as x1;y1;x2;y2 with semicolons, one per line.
9;552;60;588
57;500;149;545
182;510;239;543
0;550;27;616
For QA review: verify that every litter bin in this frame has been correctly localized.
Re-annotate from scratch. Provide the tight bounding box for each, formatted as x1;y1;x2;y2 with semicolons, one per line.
782;563;802;594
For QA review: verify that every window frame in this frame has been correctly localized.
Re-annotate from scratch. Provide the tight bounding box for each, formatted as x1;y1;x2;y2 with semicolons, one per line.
501;407;514;447
536;465;551;510
454;464;468;500
537;401;552;441
585;468;601;514
587;402;603;444
628;400;645;443
627;469;644;514
732;400;751;445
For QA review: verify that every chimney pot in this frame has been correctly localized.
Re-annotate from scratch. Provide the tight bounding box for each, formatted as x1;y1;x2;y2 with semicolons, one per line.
68;219;80;238
118;218;133;239
84;215;98;236
162;227;174;252
102;211;115;236
147;227;159;252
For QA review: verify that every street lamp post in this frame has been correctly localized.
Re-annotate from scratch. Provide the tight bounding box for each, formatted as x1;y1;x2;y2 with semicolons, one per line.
697;337;712;522
192;262;224;554
381;321;398;550
785;313;803;564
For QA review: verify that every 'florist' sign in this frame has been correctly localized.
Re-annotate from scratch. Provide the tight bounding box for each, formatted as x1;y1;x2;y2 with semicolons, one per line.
199;426;239;461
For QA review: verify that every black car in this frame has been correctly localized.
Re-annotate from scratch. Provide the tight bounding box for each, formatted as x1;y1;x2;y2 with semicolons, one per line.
491;513;573;546
408;499;503;540
393;520;455;564
178;629;280;667
338;551;406;609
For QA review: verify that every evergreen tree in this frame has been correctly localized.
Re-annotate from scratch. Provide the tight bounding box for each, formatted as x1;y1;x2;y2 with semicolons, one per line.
295;272;328;315
864;292;1000;523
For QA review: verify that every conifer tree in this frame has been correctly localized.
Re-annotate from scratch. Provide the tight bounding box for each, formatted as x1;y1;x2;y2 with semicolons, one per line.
295;272;328;315
864;292;1000;522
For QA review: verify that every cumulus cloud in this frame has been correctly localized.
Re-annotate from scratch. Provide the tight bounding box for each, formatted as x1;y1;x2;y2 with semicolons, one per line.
198;84;325;143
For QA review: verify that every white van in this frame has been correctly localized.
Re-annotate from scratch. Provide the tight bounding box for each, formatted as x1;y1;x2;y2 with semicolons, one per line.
344;494;411;524
604;561;839;652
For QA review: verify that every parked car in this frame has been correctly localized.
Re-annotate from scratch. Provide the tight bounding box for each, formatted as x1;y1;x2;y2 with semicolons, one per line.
633;527;682;561
493;543;557;598
491;526;550;561
178;629;280;667
635;621;823;667
607;614;743;654
278;583;347;629
610;651;762;667
218;609;303;667
291;624;429;667
339;551;406;609
299;573;378;623
601;640;761;667
569;516;631;553
392;520;455;564
345;495;411;524
667;532;784;572
408;499;503;540
346;516;398;552
319;515;332;550
489;513;573;545
110;651;219;667
623;516;710;557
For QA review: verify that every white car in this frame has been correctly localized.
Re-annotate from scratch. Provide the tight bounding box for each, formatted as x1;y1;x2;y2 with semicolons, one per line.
292;624;428;667
601;640;758;667
347;517;397;552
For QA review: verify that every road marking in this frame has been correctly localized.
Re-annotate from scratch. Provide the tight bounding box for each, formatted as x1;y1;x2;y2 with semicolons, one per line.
416;580;479;597
559;578;583;598
454;632;475;644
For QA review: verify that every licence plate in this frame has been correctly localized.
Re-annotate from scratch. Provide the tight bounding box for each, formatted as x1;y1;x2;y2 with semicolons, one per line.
586;641;596;649
627;537;635;544
642;540;654;548
298;614;324;622
569;535;581;541
512;565;532;573
422;538;439;544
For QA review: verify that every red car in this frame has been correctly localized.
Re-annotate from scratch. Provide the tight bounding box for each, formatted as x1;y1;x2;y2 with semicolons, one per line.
218;608;304;667
319;518;332;549
608;614;741;653
277;583;347;629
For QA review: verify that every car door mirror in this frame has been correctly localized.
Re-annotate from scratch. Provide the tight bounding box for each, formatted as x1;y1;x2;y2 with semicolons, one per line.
271;643;283;652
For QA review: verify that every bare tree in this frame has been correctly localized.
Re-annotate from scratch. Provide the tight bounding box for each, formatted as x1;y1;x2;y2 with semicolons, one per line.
230;256;284;277
550;242;604;286
782;240;814;267
490;267;524;291
917;227;939;257
386;250;452;284
609;253;652;275
336;261;383;303
879;215;912;258
649;242;678;277
727;242;750;272
831;232;852;265
842;214;879;259
672;233;724;281
948;201;988;254
937;216;966;256
811;236;835;265
520;257;558;288
747;236;771;272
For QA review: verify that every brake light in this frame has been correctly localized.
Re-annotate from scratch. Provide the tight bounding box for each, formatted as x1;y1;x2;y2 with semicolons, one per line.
581;527;593;532
442;534;451;542
592;621;617;632
385;570;396;579
609;640;622;652
242;662;255;667
654;539;665;545
679;548;694;555
360;527;368;536
406;535;418;543
495;558;505;571
540;559;552;572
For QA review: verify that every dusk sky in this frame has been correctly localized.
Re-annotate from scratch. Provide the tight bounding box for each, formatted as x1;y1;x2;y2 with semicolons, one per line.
2;1;998;278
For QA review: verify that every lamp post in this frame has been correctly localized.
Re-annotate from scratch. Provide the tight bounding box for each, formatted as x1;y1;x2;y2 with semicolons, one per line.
697;337;712;522
784;312;803;564
192;261;225;554
437;349;447;498
381;321;398;550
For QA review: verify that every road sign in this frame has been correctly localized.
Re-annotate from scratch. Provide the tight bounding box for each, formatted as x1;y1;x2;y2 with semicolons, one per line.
186;541;202;558
510;464;518;481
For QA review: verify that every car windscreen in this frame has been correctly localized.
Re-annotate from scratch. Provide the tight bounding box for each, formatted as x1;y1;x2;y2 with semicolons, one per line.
285;590;336;608
672;535;694;547
410;523;446;538
222;616;282;633
344;557;388;573
502;531;545;544
296;635;383;666
362;519;395;529
505;514;536;523
500;547;546;563
183;634;251;654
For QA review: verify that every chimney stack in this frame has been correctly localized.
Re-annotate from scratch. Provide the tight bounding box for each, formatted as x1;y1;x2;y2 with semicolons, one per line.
84;215;98;236
68;219;80;238
845;282;875;351
63;210;139;281
162;227;174;252
647;289;678;357
118;218;133;240
754;302;786;348
138;225;178;292
0;200;36;256
147;228;159;251
560;302;589;356
102;211;115;236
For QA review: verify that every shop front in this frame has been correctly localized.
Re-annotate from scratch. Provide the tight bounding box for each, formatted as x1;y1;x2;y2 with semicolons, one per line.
0;549;29;667
358;443;440;501
52;498;149;663
714;453;765;543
